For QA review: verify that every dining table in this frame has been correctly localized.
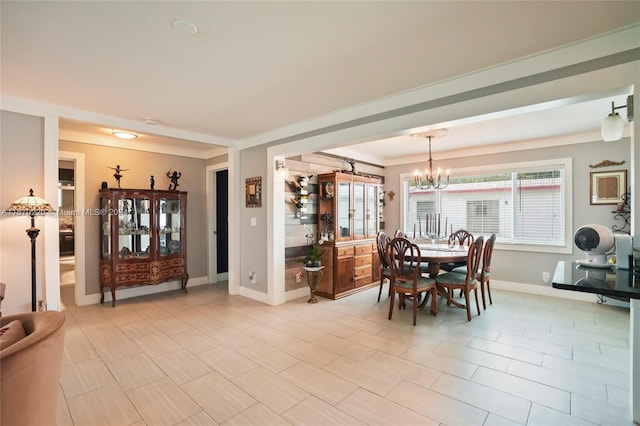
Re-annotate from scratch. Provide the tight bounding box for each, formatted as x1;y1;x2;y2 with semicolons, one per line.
413;243;469;310
415;243;469;277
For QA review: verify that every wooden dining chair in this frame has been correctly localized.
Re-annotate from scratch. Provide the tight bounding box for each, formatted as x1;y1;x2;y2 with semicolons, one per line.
394;229;409;238
387;237;437;325
453;233;496;309
376;231;392;302
435;236;483;321
440;229;474;272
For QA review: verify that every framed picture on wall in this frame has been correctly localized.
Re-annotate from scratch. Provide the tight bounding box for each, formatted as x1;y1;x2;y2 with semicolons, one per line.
590;169;626;205
245;176;262;208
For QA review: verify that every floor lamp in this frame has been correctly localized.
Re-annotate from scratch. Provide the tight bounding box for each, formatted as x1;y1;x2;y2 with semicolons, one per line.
5;189;54;312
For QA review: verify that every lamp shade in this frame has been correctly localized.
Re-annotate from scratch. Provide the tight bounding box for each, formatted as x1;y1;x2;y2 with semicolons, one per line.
5;189;55;214
601;113;624;142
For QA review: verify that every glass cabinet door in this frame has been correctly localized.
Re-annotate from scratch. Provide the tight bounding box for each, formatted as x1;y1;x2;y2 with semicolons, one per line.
337;181;351;240
101;197;111;259
367;184;378;237
159;197;182;257
353;181;365;238
117;196;151;259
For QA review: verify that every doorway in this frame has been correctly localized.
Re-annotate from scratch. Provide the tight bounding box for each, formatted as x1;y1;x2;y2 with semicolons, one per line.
207;165;229;283
58;161;75;308
216;169;229;277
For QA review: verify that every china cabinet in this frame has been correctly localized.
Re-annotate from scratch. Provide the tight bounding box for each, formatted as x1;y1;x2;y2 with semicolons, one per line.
315;172;380;299
99;188;188;306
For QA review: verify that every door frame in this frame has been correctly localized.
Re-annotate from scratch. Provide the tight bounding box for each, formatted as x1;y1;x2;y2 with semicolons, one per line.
58;151;88;306
206;162;229;284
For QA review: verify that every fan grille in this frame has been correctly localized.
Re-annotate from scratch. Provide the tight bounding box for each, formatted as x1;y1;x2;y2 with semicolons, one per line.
574;227;600;251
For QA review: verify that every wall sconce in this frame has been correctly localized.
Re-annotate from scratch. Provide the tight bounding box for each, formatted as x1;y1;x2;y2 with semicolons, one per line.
112;130;137;140
275;158;289;179
602;95;634;142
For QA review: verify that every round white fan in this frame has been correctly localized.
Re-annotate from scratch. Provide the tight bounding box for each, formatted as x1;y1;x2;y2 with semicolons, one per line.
574;224;614;267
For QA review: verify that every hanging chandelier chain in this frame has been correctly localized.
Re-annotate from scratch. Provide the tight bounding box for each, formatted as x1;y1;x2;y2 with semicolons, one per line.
413;131;450;190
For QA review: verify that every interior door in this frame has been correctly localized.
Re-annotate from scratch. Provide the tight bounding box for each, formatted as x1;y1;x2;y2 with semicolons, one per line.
216;169;229;274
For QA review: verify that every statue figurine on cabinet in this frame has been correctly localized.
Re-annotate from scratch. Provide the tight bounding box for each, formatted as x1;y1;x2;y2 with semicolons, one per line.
167;169;181;190
150;175;155;190
108;165;129;188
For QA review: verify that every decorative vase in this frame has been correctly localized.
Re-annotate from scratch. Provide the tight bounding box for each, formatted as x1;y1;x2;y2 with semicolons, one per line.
303;266;324;304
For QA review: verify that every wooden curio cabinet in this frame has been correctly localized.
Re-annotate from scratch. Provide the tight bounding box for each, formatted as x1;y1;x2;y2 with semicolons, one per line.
99;188;188;306
315;172;380;299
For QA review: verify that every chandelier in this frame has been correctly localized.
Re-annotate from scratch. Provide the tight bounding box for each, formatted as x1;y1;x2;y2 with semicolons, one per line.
412;129;450;190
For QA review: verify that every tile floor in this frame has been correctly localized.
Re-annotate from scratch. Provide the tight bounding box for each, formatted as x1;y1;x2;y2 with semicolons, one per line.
57;283;634;425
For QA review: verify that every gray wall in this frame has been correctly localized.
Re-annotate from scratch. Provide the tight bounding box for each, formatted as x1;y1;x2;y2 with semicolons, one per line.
0;111;46;314
383;138;631;286
240;144;268;292
206;153;228;167
59;140;208;296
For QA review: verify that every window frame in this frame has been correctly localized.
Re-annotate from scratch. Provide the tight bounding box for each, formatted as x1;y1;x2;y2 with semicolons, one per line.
400;158;573;254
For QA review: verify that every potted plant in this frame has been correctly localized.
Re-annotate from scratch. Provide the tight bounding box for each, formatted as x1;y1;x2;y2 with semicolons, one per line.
303;244;325;267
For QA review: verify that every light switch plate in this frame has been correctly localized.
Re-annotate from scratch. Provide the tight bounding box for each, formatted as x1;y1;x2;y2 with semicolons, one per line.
250;217;257;226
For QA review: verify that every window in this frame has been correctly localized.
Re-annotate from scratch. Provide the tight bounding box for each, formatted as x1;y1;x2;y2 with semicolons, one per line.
401;159;571;251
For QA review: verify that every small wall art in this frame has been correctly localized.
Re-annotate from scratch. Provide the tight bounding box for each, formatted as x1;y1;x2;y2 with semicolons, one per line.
590;169;627;205
245;176;262;208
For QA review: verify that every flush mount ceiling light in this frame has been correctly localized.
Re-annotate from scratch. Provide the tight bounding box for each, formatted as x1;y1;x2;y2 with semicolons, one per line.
601;95;634;142
412;129;450;190
112;130;137;140
171;19;198;36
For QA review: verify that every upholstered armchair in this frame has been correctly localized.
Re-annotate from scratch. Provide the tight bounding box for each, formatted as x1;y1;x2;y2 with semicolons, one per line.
1;311;66;426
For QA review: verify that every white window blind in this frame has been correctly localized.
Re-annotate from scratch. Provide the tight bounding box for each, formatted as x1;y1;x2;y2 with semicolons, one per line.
404;163;565;246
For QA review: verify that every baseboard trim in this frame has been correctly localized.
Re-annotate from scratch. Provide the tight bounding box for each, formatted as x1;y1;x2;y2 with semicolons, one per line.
239;286;269;304
286;286;311;302
74;277;626;308
491;280;624;305
76;276;209;307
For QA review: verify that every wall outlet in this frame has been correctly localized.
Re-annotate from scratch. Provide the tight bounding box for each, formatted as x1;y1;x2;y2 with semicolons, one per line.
542;271;550;284
295;271;303;283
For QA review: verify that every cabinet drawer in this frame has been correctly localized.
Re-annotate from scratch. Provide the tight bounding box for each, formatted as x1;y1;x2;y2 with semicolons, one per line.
354;275;372;287
354;244;372;255
336;246;354;257
354;265;372;277
354;255;371;267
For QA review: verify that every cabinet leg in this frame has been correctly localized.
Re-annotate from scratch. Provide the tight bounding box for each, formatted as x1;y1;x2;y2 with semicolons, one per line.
100;287;104;304
111;287;116;307
182;274;189;293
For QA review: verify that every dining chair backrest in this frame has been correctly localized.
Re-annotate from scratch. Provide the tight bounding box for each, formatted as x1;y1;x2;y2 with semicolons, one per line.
394;229;408;239
376;231;392;269
462;236;484;285
387;237;422;285
481;234;496;277
448;229;474;248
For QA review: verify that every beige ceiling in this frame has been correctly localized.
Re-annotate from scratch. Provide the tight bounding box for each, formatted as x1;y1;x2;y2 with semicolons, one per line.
1;1;639;159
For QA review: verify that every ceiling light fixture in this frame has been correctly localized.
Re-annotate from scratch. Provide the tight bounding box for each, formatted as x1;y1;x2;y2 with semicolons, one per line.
112;130;137;140
412;129;450;190
171;19;198;36
602;95;634;142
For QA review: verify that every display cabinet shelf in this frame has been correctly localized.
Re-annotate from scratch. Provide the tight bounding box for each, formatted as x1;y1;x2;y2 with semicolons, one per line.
99;188;188;306
315;172;381;299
